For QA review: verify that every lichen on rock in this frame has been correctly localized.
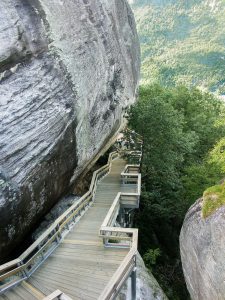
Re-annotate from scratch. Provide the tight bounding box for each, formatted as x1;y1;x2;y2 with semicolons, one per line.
202;182;225;218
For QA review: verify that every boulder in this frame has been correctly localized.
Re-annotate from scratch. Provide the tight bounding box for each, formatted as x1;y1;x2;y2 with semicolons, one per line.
180;198;225;299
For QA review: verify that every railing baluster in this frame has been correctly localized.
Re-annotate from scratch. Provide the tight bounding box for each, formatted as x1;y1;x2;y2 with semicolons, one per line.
19;261;28;279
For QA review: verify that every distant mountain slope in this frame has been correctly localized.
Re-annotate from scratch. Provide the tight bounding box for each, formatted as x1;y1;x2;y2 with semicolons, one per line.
128;0;225;95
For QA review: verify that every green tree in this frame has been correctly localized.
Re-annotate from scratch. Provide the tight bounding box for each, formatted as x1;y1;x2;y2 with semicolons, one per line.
171;86;225;162
129;0;225;94
143;248;161;270
129;85;195;192
182;161;222;209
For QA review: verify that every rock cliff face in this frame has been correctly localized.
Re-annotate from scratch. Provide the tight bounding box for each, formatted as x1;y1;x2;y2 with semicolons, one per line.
180;198;225;299
0;0;140;261
119;253;168;300
136;253;168;300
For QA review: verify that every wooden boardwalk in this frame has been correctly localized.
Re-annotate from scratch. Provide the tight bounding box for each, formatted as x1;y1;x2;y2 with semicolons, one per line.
0;158;136;300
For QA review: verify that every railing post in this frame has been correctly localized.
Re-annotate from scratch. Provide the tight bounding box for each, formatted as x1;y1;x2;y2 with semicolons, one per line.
56;225;62;241
131;267;137;300
119;208;125;227
19;261;28;279
38;244;44;260
72;210;76;222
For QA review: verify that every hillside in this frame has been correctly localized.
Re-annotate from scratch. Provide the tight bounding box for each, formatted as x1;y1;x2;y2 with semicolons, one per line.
128;0;225;95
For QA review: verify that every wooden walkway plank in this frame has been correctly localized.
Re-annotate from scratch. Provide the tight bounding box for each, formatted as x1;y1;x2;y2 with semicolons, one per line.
31;274;100;299
41;265;112;281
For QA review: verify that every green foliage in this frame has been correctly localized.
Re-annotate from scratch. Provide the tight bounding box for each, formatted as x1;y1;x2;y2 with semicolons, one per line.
202;182;225;218
208;138;225;172
130;84;225;165
197;138;225;217
183;137;225;210
129;0;225;94
170;86;225;161
182;161;222;208
143;248;161;270
129;85;195;193
108;239;120;243
129;84;225;299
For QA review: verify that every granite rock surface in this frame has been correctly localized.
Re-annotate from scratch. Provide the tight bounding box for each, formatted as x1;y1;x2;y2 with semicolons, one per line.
180;198;225;299
119;253;168;300
136;253;168;300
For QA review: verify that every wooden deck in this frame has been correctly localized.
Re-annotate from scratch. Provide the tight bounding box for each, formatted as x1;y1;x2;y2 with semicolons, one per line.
0;158;136;300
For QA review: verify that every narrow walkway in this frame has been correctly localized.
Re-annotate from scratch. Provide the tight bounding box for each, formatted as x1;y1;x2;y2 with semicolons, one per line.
1;158;133;300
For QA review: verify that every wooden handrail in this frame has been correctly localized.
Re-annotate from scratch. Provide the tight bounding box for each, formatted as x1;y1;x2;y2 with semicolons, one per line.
101;193;121;228
0;151;118;293
0;259;21;273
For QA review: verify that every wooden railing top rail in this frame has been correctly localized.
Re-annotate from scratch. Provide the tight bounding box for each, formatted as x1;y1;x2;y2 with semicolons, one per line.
121;164;140;174
0;259;21;273
101;193;121;228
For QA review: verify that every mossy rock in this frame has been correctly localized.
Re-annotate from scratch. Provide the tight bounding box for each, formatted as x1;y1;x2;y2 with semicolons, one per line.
202;182;225;218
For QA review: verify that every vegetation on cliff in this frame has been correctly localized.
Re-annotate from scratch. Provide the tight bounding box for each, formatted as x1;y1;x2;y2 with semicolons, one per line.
128;84;225;299
202;182;225;218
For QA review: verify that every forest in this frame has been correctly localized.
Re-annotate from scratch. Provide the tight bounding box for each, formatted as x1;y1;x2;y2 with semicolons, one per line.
128;84;225;299
129;0;225;95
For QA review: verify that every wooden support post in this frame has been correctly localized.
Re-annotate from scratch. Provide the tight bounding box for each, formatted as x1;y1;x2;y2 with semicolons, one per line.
72;211;76;222
119;208;125;227
131;267;137;300
38;244;44;259
19;261;28;279
56;225;62;241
